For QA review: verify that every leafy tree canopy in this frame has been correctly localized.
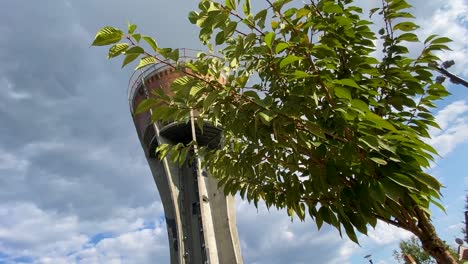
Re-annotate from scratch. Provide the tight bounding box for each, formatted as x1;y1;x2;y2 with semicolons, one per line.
393;236;459;264
92;0;457;262
393;236;435;264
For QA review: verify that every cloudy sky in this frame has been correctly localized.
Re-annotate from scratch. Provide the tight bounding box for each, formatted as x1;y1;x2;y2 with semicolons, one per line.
0;0;466;263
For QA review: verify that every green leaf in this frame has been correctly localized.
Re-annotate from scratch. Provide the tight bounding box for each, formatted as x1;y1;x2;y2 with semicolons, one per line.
225;0;236;10
388;12;415;19
156;143;171;159
127;22;137;34
203;91;219;112
190;84;203;96
136;56;157;70
358;136;379;151
388;173;417;190
132;33;141;42
430;37;452;44
151;105;173;123
370;157;387;165
419;143;438;155
430;198;446;213
370;183;385;203
326;161;339;185
315;209;324;230
388;0;412;11
334;86;351;100
188;11;199;24
142;36;158;52
243;90;260;100
215;31;226;45
108;43;129;59
296;7;310;18
424;34;438;44
393;22;419;32
397;33;419;42
126;46;145;54
381;178;402;203
178;147;189;166
92;26;124;46
365;112;396;131
318;207;333;226
351;99;369;113
256;95;273;108
122;53;139;68
159;48;172;58
275;42;290;54
255;9;267;28
341;218;359;244
426;44;452;52
265;32;275;49
292;70;312;79
136;98;158;114
414;173;442;191
369;7;380;18
242;0;251;15
322;2;343;13
287;207;295;217
224;21;237;38
336;79;361;89
258;111;276;125
167;49;180;61
280;55;302;68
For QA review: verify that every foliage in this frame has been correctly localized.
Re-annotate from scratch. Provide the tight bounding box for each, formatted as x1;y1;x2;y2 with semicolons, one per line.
92;0;456;261
393;237;434;264
393;236;459;264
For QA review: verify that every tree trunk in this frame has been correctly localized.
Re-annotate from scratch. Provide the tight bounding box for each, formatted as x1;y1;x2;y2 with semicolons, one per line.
413;207;457;264
418;233;456;263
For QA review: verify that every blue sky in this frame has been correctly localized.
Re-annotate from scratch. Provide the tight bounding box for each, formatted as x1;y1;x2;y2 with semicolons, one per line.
0;0;466;263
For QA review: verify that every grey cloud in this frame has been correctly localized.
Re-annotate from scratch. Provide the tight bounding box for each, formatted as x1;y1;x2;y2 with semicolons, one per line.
1;0;462;263
236;201;354;264
0;140;159;219
0;201;169;263
0;1;95;100
70;0;201;48
0;0;161;219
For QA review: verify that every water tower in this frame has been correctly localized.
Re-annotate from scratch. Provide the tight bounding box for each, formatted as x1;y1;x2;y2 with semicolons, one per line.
128;50;243;264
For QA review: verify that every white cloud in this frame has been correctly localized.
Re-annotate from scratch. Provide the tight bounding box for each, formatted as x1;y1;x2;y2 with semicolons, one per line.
0;149;29;171
416;0;467;76
426;100;468;156
446;223;464;232
364;222;412;246
0;202;168;263
22;141;66;157
0;77;31;100
235;199;357;264
355;222;414;264
52;227;168;264
0;202;86;259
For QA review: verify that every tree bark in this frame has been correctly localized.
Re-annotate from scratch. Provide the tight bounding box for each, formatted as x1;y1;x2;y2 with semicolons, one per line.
384;205;457;264
412;207;457;264
418;232;456;263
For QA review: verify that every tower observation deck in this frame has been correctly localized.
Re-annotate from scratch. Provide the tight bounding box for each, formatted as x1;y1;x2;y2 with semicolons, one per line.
128;49;243;264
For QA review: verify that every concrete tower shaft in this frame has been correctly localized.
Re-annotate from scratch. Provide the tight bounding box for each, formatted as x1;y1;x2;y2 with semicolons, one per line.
128;54;243;264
